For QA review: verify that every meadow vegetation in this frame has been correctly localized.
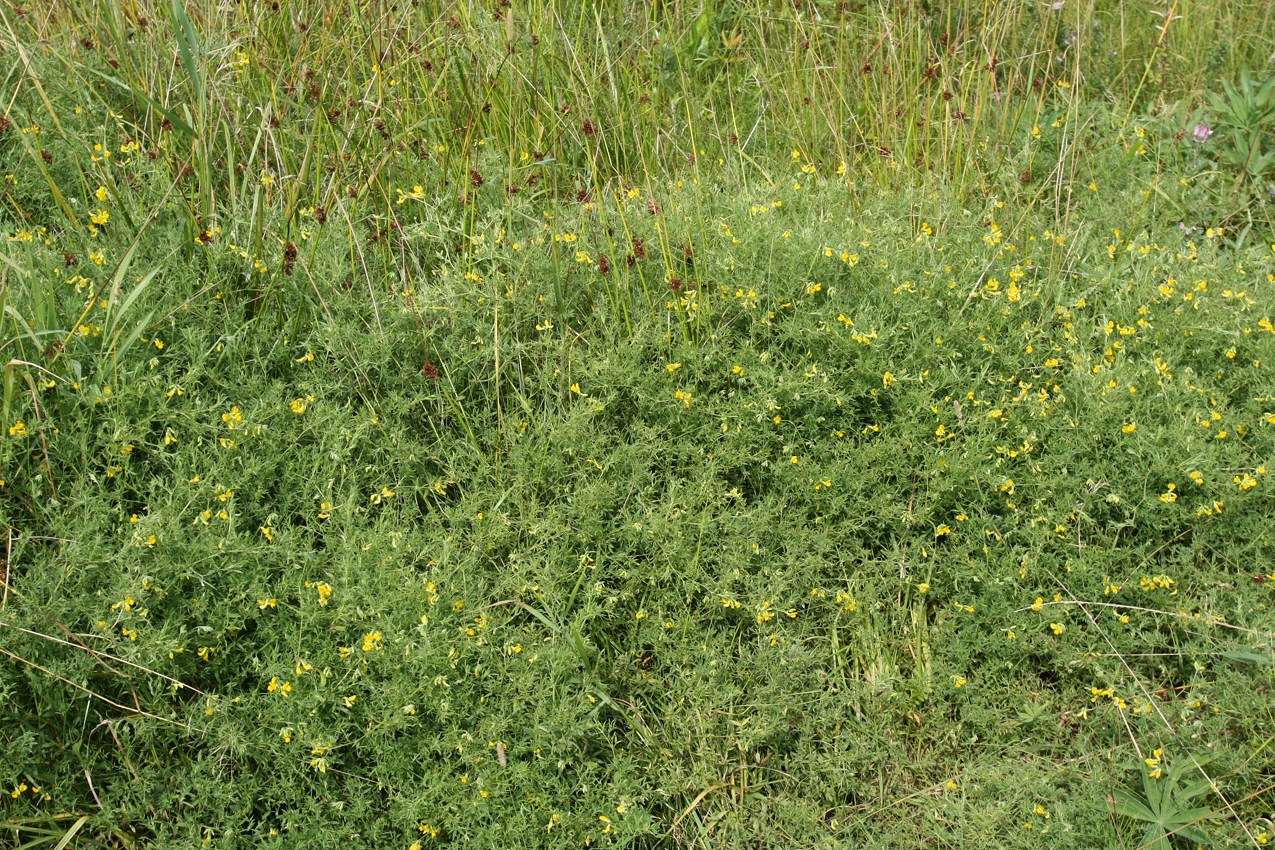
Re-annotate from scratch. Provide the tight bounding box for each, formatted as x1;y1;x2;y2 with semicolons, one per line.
2;1;1275;847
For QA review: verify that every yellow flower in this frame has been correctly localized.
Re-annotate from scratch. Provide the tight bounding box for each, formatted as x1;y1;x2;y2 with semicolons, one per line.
1122;422;1137;434
305;580;333;605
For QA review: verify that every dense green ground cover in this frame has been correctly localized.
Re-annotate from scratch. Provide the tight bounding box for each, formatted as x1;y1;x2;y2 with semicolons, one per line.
2;1;1275;848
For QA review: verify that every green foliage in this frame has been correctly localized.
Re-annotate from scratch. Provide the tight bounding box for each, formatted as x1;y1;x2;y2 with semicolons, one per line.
1;2;1274;849
1114;752;1219;849
1210;71;1275;193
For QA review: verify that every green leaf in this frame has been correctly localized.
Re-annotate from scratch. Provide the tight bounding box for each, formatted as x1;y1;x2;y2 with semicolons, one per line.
51;815;90;850
169;0;202;100
1168;805;1215;825
1138;824;1170;850
1113;788;1155;822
